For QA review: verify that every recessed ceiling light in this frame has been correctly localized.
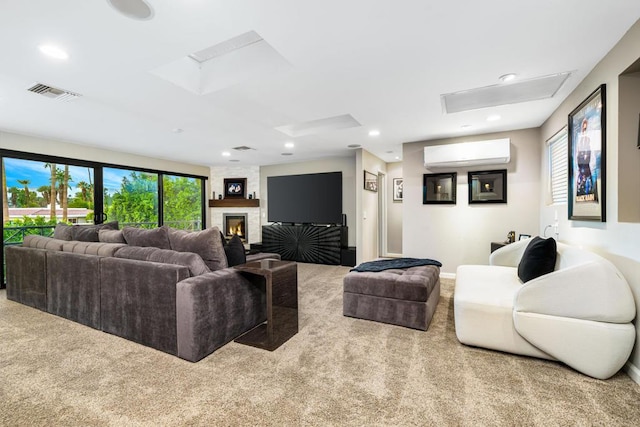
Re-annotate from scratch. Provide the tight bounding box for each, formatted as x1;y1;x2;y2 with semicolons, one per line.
347;144;361;149
284;142;295;149
368;130;380;137
222;151;231;157
107;0;154;20
395;156;400;160
487;114;501;122
499;73;517;83
38;44;69;60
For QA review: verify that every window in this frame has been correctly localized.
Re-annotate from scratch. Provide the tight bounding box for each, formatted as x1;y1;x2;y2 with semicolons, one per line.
103;167;159;228
163;175;203;230
548;128;568;205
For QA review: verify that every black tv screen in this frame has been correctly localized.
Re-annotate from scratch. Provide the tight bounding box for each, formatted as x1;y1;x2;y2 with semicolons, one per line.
268;172;342;224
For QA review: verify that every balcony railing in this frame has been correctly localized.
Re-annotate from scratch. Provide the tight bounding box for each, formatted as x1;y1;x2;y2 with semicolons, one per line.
3;220;203;246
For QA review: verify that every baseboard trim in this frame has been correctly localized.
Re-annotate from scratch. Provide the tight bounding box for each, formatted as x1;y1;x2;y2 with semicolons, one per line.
440;272;456;280
625;361;640;385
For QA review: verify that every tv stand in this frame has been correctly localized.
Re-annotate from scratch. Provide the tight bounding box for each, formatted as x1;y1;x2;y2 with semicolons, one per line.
262;224;347;265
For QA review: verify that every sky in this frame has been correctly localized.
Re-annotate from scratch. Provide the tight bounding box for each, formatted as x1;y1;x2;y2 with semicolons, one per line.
4;158;129;196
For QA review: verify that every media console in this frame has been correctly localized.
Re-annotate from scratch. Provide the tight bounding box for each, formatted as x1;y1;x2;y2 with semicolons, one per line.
261;225;348;265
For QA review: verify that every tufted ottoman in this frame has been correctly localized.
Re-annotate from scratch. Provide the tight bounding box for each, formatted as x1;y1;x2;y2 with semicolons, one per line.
343;265;440;330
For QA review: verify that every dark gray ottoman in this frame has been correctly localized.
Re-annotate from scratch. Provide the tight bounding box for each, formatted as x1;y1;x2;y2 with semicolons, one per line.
343;265;440;330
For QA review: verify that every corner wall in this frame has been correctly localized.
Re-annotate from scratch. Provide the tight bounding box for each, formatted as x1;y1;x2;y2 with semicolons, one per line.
402;128;541;275
539;18;640;383
386;162;403;255
209;165;261;243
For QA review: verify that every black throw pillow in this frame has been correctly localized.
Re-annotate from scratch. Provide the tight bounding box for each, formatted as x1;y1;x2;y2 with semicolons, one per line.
224;234;246;267
517;236;557;283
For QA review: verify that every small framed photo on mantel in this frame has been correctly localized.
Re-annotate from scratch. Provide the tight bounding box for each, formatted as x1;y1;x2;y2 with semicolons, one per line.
224;178;247;199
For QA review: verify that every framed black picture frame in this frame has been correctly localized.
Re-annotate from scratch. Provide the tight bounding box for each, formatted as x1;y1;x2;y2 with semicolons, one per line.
468;169;507;204
393;178;403;201
364;170;377;192
568;84;606;221
423;172;456;204
223;178;247;199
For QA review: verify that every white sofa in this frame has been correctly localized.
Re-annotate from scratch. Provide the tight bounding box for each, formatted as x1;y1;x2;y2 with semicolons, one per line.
454;238;636;379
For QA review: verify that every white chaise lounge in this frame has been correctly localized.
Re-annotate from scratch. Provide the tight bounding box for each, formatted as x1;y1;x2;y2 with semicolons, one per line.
454;238;636;379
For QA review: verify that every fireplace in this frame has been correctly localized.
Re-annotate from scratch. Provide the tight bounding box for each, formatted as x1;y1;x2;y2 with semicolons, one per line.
223;213;248;241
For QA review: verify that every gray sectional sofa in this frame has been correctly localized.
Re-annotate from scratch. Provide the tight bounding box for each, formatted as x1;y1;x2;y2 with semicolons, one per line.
5;224;280;362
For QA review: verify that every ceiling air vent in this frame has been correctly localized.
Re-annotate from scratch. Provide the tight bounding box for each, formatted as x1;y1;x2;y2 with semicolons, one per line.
27;83;81;102
232;146;255;151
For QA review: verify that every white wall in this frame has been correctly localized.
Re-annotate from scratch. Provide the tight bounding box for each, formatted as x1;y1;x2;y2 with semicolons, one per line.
209;165;260;243
0;131;209;178
386;162;403;255
259;156;356;245
539;19;640;383
403;128;541;275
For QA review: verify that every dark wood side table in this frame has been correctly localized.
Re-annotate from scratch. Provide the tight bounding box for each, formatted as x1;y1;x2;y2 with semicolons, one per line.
233;260;298;351
491;241;509;253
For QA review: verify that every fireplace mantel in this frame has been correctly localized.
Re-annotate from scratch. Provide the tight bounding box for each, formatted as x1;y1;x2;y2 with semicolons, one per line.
209;199;260;208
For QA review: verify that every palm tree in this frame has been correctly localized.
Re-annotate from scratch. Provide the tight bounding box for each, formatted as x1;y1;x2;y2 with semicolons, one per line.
16;179;31;207
54;167;72;222
45;163;57;220
2;158;9;223
77;181;89;202
37;185;51;206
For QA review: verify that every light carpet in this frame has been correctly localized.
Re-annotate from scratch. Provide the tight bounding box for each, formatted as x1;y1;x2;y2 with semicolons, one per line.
1;263;639;426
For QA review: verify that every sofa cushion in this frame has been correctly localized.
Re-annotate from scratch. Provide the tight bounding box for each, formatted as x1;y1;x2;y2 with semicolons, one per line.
517;236;557;283
22;235;66;251
62;241;127;257
53;223;74;241
224;234;246;267
98;229;126;243
168;227;228;271
71;221;119;242
122;226;171;249
114;246;210;276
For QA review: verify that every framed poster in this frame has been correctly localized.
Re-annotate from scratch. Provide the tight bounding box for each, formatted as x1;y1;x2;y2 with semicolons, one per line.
223;178;247;199
393;178;403;201
423;172;456;204
468;170;506;204
568;84;606;221
364;170;377;192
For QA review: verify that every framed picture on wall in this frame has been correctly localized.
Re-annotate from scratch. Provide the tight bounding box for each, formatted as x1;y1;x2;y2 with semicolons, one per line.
393;178;403;201
423;172;456;204
468;170;507;204
223;178;247;199
568;84;606;221
364;170;377;192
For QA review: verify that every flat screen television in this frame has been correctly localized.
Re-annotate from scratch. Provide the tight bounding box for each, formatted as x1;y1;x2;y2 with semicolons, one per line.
268;172;343;225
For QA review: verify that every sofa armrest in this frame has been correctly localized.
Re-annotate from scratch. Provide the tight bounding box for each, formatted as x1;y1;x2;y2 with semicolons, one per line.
176;269;266;362
514;260;636;323
489;238;530;267
100;257;190;355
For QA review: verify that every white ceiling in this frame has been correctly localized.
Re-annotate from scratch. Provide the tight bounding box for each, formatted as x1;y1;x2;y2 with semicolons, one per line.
1;1;639;167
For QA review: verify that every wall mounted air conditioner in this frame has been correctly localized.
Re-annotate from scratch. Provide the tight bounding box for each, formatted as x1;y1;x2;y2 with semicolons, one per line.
424;138;510;168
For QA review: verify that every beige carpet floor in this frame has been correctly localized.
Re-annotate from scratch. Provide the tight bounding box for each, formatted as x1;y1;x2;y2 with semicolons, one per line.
1;263;639;426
